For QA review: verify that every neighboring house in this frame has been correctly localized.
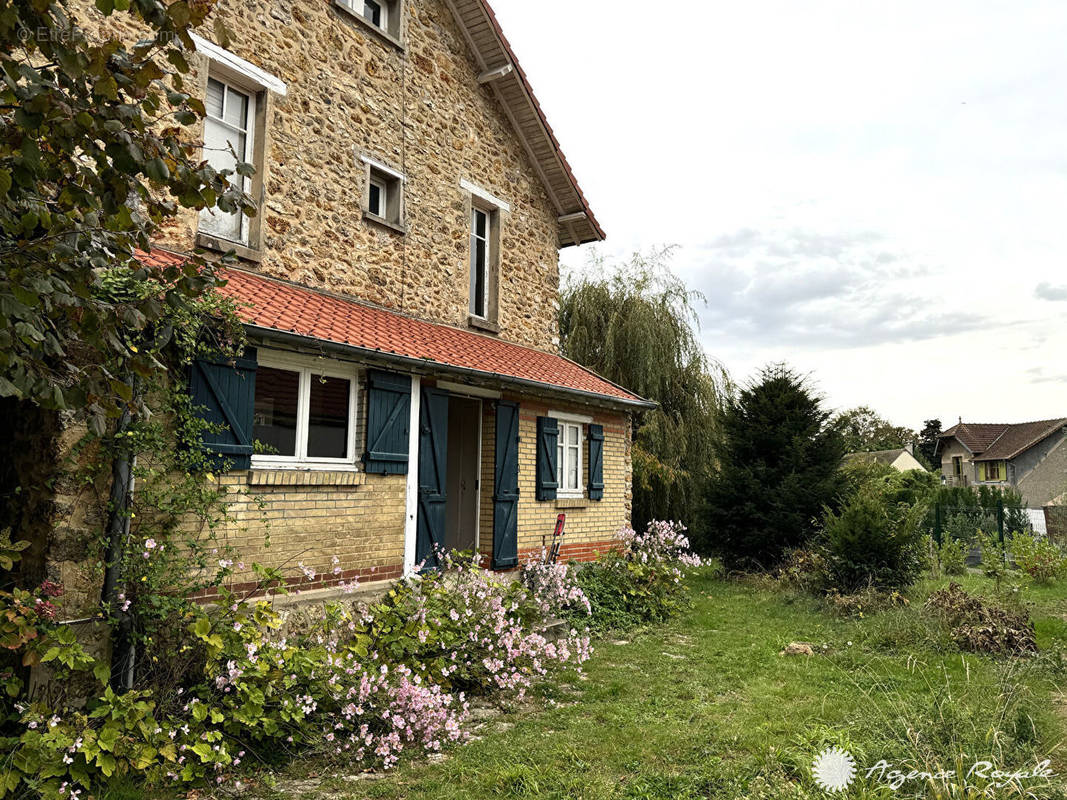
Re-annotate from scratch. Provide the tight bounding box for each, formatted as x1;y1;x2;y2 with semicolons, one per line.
55;0;652;599
936;419;1067;507
843;446;926;472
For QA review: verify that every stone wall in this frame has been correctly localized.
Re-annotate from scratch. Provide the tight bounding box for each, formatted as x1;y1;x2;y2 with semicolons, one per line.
72;0;565;352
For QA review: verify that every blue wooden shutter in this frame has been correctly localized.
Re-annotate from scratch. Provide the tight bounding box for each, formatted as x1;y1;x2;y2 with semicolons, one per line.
588;423;604;501
493;401;520;568
364;370;412;474
416;388;449;570
535;415;558;501
189;350;258;470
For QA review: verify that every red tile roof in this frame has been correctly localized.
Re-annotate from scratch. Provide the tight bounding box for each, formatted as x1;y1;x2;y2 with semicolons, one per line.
939;422;1011;454
136;249;651;407
940;419;1067;461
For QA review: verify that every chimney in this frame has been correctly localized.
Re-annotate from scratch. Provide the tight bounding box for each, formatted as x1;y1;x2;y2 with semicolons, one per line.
905;442;914;455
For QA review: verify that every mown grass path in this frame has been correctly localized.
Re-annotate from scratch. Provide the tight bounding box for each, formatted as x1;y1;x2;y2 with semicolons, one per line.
259;573;1067;799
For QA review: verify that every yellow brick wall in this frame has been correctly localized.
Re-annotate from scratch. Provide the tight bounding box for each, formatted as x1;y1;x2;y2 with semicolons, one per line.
207;468;406;596
478;392;632;565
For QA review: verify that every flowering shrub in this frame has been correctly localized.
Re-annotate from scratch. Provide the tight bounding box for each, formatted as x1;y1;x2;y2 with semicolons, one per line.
566;520;703;632
519;559;592;619
2;552;594;798
360;551;591;698
617;520;703;572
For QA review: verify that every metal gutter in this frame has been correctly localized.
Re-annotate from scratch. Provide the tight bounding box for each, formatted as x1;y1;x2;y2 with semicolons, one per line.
244;324;658;411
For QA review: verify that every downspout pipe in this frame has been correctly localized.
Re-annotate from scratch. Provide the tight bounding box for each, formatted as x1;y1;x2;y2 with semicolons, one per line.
100;386;138;693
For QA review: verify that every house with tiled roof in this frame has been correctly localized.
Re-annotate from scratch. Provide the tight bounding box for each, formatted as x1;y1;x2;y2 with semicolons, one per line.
95;0;652;593
842;446;926;473
936;418;1067;507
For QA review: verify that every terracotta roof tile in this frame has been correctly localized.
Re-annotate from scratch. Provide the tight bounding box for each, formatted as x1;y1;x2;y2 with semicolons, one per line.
136;249;650;407
940;419;1067;461
939;422;1010;453
972;419;1067;461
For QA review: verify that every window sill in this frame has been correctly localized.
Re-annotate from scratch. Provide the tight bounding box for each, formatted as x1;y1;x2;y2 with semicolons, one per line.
555;497;588;509
196;232;263;263
468;315;500;334
333;1;405;51
363;210;407;235
248;468;366;487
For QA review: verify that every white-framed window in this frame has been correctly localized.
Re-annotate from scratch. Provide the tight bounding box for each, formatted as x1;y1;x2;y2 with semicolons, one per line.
469;206;490;318
460;180;507;324
361;155;405;229
368;177;387;217
335;0;401;39
199;76;255;244
363;0;386;28
251;352;358;469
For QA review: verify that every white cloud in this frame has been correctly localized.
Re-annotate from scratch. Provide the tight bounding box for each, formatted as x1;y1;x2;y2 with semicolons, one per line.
489;0;1067;428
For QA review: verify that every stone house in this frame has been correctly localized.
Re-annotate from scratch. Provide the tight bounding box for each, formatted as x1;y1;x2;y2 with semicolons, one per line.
68;0;653;597
936;419;1067;507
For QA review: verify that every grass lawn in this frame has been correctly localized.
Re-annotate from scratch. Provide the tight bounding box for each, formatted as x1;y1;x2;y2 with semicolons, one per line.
251;572;1067;799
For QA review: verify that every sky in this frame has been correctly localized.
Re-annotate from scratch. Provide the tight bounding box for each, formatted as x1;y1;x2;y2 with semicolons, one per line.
489;0;1067;432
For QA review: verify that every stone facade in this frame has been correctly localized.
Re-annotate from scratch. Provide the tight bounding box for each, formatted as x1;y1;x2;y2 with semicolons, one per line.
74;0;565;351
46;0;637;606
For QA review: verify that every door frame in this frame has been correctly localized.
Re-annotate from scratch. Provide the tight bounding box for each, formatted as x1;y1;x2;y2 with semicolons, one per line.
405;383;485;574
444;390;483;555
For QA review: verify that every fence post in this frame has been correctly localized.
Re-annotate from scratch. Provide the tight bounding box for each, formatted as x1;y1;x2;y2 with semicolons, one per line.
996;498;1005;559
934;503;942;547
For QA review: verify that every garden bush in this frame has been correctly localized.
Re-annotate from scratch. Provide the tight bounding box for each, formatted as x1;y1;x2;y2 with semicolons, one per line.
938;536;968;576
563;520;703;632
1009;531;1067;584
817;485;927;592
2;551;595;798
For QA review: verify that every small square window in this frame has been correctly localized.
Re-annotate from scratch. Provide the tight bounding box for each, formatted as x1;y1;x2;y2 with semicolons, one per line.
362;160;404;230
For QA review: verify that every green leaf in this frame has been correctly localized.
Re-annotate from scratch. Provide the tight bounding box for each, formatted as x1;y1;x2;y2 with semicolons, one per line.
97;752;116;777
93;661;111;685
191;742;213;762
191;615;211;638
145;157;169;182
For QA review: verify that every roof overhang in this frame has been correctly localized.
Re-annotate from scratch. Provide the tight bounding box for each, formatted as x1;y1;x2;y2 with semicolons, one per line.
245;325;657;411
444;0;605;247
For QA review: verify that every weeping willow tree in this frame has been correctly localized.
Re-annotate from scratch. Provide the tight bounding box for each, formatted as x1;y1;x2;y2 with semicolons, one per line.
559;247;729;538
